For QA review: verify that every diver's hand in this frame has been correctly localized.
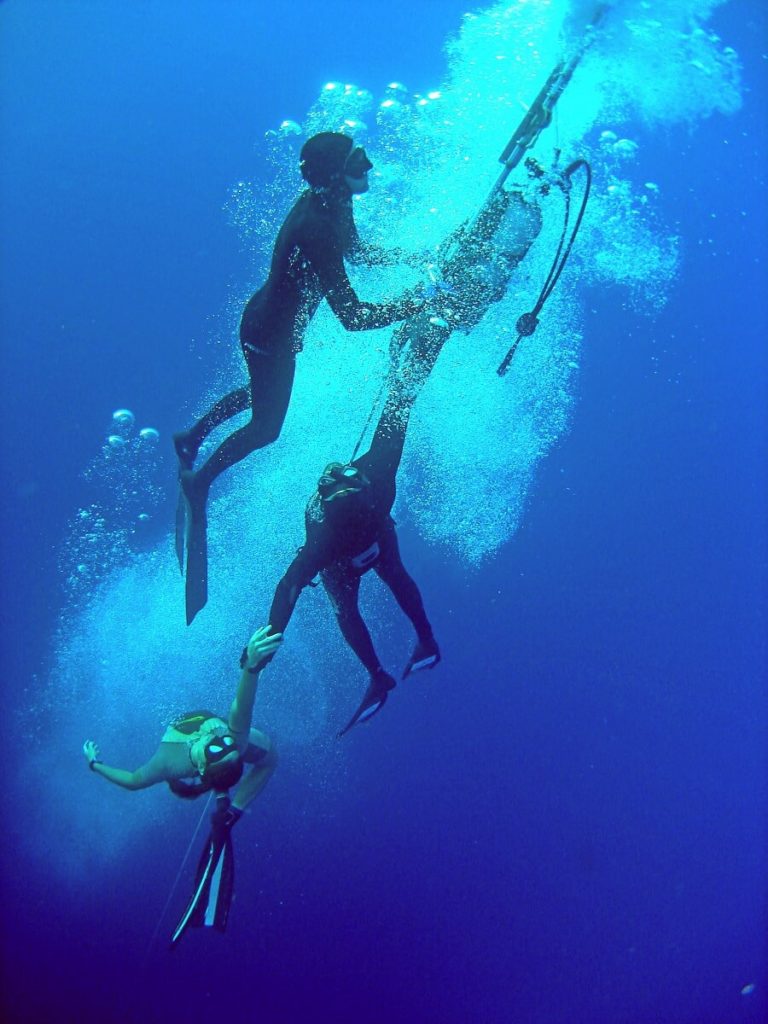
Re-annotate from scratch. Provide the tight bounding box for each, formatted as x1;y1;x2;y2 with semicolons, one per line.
83;740;102;770
245;625;283;671
211;800;242;842
398;284;428;317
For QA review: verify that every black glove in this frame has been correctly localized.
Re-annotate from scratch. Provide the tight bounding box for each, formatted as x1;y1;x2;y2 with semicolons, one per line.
211;800;242;843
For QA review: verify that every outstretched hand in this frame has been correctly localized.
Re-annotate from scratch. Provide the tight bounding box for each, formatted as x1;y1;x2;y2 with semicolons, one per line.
245;625;283;671
210;798;242;842
83;739;100;768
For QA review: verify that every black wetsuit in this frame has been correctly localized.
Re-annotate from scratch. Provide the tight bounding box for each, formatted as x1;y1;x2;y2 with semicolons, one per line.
184;189;422;492
268;395;433;676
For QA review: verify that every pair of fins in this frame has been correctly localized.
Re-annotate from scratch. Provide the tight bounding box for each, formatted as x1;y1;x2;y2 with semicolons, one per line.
338;639;441;738
175;477;208;626
170;825;234;948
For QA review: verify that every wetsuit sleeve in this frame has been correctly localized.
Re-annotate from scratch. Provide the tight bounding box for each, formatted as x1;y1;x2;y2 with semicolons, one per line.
346;221;414;268
268;541;329;634
304;227;423;331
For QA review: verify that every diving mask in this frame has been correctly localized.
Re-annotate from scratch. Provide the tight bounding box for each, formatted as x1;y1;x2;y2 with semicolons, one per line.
344;146;373;179
318;463;367;502
204;733;238;766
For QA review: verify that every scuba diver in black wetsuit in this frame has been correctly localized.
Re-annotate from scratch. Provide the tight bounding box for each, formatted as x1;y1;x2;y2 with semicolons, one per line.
266;386;439;737
174;132;425;518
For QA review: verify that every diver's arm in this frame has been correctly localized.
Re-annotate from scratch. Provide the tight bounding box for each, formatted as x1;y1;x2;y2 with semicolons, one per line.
327;284;423;331
268;543;327;634
231;744;278;812
306;230;424;330
228;626;283;737
82;740;165;790
324;269;424;331
90;763;155;790
347;240;401;267
347;223;427;269
355;388;413;492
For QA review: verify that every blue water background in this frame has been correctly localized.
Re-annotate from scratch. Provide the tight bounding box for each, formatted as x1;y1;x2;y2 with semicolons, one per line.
1;2;766;1023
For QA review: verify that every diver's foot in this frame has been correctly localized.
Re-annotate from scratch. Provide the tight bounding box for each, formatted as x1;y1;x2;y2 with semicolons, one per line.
179;469;208;523
402;636;441;679
338;670;396;738
173;431;197;472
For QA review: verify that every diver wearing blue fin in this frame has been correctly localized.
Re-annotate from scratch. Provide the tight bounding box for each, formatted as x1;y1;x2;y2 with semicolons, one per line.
83;626;282;945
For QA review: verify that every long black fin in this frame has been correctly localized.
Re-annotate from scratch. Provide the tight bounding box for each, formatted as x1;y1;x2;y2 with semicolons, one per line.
175;487;186;574
169;832;223;948
184;512;209;625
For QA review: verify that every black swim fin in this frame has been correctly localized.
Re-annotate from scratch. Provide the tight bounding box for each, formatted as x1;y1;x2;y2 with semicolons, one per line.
402;637;441;679
338;671;396;738
175;487;186;574
194;833;234;932
169;829;234;947
180;471;209;625
174;435;197;575
184;513;209;625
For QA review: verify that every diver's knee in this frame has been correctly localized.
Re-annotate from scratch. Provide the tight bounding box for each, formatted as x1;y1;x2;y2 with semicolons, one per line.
244;419;281;448
259;422;282;446
335;608;361;631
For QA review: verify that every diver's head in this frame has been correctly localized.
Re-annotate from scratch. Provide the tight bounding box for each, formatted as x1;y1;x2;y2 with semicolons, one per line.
343;144;373;194
183;731;244;794
317;462;369;506
202;749;244;793
300;133;372;193
167;748;243;799
200;733;243;790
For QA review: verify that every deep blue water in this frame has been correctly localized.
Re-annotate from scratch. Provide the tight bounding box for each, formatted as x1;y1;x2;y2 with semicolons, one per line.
1;2;766;1023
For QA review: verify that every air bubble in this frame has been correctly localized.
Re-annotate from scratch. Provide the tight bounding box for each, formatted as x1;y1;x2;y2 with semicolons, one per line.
112;409;135;428
613;139;639;158
278;119;301;137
